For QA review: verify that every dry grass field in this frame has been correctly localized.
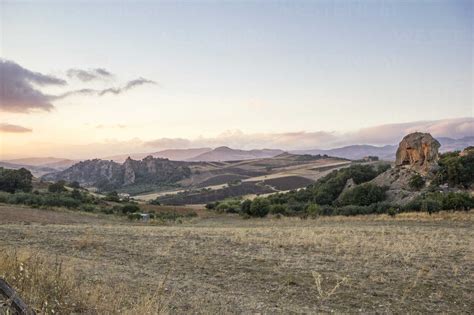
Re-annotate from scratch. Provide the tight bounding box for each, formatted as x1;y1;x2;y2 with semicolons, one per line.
0;204;473;314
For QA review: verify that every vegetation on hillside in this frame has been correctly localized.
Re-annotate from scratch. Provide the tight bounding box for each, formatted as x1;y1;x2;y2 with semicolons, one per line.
207;160;474;218
433;151;474;188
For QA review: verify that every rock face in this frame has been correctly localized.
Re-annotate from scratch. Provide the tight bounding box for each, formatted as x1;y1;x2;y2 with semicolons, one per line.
395;132;440;175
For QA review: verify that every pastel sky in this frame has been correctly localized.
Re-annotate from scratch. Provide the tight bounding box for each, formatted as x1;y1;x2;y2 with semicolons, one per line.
0;0;472;159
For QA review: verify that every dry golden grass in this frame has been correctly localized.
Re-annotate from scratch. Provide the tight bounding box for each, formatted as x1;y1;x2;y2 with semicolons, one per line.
0;206;473;313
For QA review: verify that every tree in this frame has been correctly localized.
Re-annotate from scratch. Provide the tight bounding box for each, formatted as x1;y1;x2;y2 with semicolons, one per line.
0;167;33;193
240;199;252;214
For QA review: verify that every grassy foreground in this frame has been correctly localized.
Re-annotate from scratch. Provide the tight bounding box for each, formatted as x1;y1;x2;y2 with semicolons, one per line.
0;205;472;314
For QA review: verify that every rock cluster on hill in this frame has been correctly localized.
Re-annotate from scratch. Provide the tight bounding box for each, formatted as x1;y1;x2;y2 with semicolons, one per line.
42;156;192;191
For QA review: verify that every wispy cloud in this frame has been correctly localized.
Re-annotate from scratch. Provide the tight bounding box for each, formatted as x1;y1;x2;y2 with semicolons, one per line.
67;68;113;82
53;77;156;100
144;118;474;150
0;59;156;113
0;123;32;133
0;59;66;113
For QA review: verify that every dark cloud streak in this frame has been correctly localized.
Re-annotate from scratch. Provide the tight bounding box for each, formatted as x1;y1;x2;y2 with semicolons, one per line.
67;68;113;82
0;123;33;133
53;78;156;99
0;59;66;113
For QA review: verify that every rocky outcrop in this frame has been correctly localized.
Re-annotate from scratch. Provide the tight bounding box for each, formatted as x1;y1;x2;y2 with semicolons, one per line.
369;132;441;205
395;132;440;175
42;156;192;191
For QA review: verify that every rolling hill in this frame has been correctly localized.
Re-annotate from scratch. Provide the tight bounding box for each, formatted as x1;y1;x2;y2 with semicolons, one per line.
187;147;284;162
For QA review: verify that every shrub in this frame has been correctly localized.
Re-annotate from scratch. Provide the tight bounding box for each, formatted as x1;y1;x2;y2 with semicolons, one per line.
338;184;388;206
270;204;287;215
409;174;425;190
104;191;120;202
248;198;270;217
421;199;442;214
121;204;140;214
0;167;33;193
80;204;96;212
305;203;321;217
149;198;161;205
48;181;66;193
240;199;252;214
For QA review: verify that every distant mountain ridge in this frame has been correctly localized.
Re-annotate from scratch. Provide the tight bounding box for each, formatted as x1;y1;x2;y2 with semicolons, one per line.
187;147;284;162
104;148;212;163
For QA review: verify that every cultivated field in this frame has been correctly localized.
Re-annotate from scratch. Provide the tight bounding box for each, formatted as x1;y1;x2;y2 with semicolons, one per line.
0;205;473;313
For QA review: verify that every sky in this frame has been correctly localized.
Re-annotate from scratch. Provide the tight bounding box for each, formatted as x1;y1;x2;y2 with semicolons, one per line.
0;0;472;159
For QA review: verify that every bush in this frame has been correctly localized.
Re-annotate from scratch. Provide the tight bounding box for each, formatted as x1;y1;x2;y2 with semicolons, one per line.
0;167;33;193
421;199;442;214
104;191;120;202
149;198;161;205
48;181;66;193
121;204;140;214
338;184;388;206
409;174;425;190
270;204;287;215
248;198;270;217
305;203;321;217
240;199;252;214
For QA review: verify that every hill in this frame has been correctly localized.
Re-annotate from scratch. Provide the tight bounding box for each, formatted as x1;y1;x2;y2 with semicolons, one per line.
0;161;58;177
187;146;284;161
104;148;212;162
42;156;192;192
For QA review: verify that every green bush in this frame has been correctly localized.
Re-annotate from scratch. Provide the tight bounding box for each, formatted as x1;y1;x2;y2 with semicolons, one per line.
338;184;388;206
0;168;33;193
248;198;270;217
434;151;474;188
121;204;140;214
240;199;252;214
270;204;287;215
48;181;67;193
305;203;321;217
409;174;425;190
104;191;120;202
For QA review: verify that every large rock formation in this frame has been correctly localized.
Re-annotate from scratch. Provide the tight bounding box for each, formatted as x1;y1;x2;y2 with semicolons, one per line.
370;132;441;205
395;132;440;175
42;156;192;191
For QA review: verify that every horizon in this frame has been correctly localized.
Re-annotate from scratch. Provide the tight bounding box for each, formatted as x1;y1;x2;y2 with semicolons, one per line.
1;1;473;159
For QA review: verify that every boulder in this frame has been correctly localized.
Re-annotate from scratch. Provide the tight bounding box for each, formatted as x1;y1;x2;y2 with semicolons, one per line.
395;132;440;175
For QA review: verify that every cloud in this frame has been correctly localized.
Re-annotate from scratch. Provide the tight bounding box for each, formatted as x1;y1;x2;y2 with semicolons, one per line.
0;59;66;113
0;123;32;133
53;78;156;100
143;117;474;151
0;59;156;113
347;117;474;146
67;68;113;82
